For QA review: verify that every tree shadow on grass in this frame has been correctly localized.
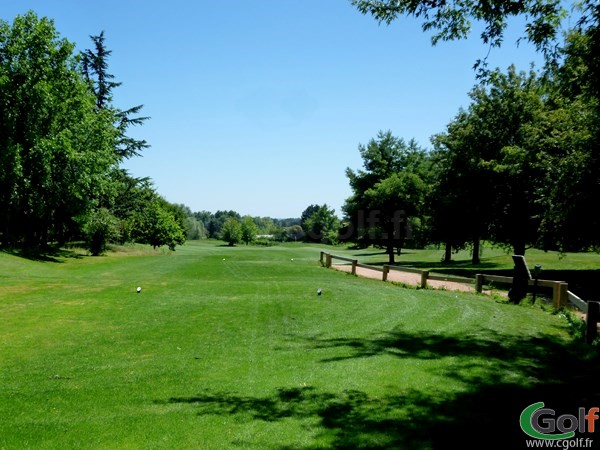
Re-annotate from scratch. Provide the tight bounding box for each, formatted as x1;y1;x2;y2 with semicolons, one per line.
163;386;449;449
1;246;83;262
160;327;600;449
303;327;534;363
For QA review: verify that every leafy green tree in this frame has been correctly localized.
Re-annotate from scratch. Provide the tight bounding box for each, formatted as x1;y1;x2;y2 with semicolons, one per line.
168;204;205;240
210;211;241;239
343;131;429;263
192;211;215;238
105;170;151;240
354;0;600;254
0;12;118;248
273;225;304;242
366;172;426;261
184;217;208;240
300;205;321;231
287;225;305;242
136;200;185;251
431;66;548;258
193;210;241;239
160;201;188;235
253;217;276;236
101;171;187;250
534;26;600;252
82;207;121;256
275;218;301;228
241;216;258;245
430;107;500;264
351;0;567;73
221;217;242;246
303;204;340;245
430;27;600;256
425;146;470;263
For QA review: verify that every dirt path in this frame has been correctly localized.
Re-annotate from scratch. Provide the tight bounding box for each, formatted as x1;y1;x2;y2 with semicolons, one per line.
331;263;507;297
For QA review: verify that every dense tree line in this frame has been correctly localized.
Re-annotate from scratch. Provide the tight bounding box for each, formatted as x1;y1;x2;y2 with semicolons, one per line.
341;0;600;261
173;206;338;247
341;55;598;261
0;12;185;254
178;209;302;246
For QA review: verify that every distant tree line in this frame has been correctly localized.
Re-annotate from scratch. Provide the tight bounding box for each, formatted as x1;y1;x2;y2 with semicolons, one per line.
173;208;303;246
169;205;344;247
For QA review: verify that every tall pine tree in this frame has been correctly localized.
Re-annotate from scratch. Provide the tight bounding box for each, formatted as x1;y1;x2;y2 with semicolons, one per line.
82;31;150;159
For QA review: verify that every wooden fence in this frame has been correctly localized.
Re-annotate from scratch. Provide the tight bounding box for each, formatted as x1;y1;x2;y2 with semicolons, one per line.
320;251;598;343
320;252;474;290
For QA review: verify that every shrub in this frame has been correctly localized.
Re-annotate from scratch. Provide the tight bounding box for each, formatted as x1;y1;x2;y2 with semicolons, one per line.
83;208;121;256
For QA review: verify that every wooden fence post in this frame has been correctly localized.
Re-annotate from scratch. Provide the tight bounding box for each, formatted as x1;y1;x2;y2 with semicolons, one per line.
552;282;568;308
351;260;358;276
320;251;324;265
420;271;429;289
586;301;599;344
559;283;569;308
382;265;389;282
325;253;332;268
552;282;560;307
475;274;484;293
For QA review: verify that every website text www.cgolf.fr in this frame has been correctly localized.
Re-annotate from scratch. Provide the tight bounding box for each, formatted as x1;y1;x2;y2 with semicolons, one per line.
525;438;593;448
521;402;598;448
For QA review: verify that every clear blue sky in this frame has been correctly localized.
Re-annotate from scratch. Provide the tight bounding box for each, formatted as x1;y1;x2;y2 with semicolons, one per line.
1;1;545;218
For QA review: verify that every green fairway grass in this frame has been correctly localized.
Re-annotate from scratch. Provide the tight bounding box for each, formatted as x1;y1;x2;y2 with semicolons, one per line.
1;241;599;449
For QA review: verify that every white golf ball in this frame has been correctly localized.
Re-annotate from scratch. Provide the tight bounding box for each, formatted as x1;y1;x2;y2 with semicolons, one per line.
136;287;142;293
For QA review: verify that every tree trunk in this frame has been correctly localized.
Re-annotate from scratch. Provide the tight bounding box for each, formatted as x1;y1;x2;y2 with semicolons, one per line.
384;221;396;264
472;237;481;264
513;241;526;256
387;242;395;264
444;242;452;263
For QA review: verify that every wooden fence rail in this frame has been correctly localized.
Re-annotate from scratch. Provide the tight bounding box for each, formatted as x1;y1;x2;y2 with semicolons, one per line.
568;291;588;314
322;252;480;290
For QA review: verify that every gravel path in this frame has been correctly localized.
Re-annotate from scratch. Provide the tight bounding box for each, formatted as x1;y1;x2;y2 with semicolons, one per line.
331;263;507;296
